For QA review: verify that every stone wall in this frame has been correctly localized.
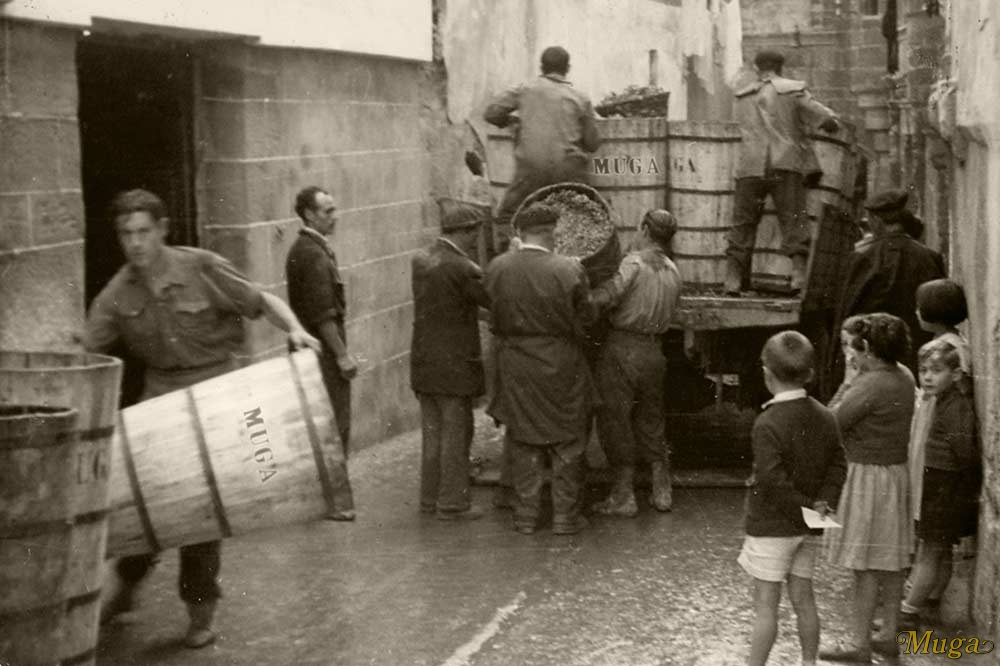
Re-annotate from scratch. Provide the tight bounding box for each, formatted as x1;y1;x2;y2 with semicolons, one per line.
947;0;1000;635
0;19;85;352
196;44;432;447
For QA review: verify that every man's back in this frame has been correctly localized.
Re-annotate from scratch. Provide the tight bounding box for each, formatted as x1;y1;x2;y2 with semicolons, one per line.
410;240;487;397
485;247;589;340
485;75;600;178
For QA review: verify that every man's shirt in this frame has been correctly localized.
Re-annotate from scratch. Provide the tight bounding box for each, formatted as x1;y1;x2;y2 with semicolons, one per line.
591;249;681;335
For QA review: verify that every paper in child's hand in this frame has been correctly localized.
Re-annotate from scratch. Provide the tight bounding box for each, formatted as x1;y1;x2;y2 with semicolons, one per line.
802;506;841;529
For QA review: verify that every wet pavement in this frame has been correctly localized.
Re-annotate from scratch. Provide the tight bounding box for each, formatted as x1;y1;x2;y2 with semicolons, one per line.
96;414;987;666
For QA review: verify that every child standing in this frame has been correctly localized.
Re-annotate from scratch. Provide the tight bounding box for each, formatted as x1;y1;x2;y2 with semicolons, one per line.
738;331;847;666
822;313;915;663
899;338;980;629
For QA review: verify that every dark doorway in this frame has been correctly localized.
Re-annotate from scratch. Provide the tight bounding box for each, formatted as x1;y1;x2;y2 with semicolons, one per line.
77;36;197;406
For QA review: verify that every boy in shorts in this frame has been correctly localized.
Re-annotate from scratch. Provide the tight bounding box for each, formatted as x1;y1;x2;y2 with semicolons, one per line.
738;331;847;666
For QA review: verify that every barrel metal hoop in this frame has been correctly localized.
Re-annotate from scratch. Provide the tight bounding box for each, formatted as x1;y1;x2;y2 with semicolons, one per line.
812;184;845;196
0;509;109;539
667;134;741;143
676;226;731;232
674;253;728;260
598;184;669;191
78;425;115;442
186;389;233;539
597;135;672;142
0;589;100;624
118;412;162;553
288;353;338;512
670;187;735;195
65;588;102;611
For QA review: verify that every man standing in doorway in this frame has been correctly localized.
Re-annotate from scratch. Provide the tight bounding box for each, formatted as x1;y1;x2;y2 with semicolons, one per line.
484;46;602;254
591;210;682;517
725;50;840;296
410;198;490;520
485;204;594;535
85;189;318;648
286;186;358;521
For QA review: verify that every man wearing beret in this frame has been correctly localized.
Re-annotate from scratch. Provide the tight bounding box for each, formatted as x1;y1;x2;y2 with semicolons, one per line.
286;186;358;521
591;210;683;517
485;204;595;535
835;188;945;373
725;50;841;296
410;198;491;520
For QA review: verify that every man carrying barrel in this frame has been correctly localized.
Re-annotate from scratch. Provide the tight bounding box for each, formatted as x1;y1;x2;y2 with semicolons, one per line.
724;50;840;296
84;189;318;648
286;185;359;521
484;45;602;255
410;198;491;520
591;210;682;517
485;204;595;535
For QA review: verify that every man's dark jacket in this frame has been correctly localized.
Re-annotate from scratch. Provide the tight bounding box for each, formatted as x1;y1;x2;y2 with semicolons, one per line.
410;239;489;396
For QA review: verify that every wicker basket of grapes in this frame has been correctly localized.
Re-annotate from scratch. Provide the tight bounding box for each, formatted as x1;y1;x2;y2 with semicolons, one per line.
512;182;621;287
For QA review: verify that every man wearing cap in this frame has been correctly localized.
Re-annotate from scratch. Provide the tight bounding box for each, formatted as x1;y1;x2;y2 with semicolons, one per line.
485;204;595;535
725;50;840;296
85;189;319;648
836;188;945;372
484;45;601;255
590;210;683;517
286;186;358;521
410;198;490;520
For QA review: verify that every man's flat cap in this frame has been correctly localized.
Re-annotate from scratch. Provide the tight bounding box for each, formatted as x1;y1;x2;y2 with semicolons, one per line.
438;197;489;231
864;189;909;213
515;204;559;230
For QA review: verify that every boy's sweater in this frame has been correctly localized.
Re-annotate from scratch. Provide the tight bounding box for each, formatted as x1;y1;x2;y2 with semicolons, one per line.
745;395;847;536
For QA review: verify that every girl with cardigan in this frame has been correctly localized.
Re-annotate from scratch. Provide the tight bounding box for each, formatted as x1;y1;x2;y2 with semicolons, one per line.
822;313;915;663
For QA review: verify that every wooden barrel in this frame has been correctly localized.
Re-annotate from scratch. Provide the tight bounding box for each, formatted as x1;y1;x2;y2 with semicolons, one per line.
0;352;122;666
484;116;671;250
106;350;347;557
667;121;742;291
0;405;100;666
751;126;857;293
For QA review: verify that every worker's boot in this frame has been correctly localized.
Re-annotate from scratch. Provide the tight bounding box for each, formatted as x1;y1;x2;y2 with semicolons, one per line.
789;254;809;294
723;257;745;296
184;601;218;649
592;466;637;517
650;461;673;512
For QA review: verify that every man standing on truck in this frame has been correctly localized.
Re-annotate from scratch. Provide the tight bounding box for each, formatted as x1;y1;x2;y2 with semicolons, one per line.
724;50;840;297
484;45;602;255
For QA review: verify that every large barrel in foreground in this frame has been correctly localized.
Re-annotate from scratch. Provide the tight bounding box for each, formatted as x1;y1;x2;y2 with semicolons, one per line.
0;405;98;666
106;350;347;557
0;351;122;666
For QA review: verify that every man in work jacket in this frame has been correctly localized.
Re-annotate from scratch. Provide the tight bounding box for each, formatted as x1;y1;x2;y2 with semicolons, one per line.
484;45;601;255
410;198;490;521
725;50;840;296
286;185;360;521
485;204;595;536
591;210;682;517
84;189;318;648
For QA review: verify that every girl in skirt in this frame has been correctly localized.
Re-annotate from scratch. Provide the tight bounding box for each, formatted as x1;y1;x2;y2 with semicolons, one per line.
822;313;915;663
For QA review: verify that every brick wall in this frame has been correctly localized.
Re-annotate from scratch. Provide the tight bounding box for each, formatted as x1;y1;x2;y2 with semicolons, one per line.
196;44;432;447
0;19;85;351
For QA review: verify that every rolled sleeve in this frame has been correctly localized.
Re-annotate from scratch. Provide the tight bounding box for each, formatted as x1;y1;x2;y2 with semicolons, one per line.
484;86;522;128
591;255;639;310
200;254;266;319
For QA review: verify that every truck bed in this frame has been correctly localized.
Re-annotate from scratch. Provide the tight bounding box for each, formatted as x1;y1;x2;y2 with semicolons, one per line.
673;293;801;330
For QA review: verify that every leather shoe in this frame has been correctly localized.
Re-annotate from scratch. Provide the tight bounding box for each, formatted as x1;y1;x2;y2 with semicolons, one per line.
552;516;589;536
326;509;356;521
436;506;484;521
871;638;899;657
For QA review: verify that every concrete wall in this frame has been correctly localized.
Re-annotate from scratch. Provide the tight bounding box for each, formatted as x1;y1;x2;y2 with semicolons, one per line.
0;19;85;351
948;0;1000;634
1;0;433;61
196;44;431;447
443;0;691;124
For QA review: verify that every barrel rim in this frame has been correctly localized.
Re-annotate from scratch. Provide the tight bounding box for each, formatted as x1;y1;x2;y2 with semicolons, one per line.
0;350;122;371
0;404;77;419
512;182;614;229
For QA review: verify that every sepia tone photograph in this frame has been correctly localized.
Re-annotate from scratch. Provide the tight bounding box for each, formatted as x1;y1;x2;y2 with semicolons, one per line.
0;1;997;664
